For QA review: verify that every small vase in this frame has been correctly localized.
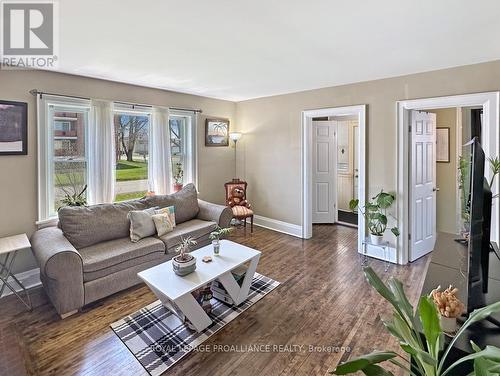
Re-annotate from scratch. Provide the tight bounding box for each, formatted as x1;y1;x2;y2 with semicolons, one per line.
212;239;220;255
370;234;384;245
173;183;183;192
440;316;457;333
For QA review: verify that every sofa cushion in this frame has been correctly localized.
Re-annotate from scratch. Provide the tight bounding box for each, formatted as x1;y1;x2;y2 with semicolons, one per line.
59;199;149;249
159;219;218;251
144;183;199;224
79;237;165;282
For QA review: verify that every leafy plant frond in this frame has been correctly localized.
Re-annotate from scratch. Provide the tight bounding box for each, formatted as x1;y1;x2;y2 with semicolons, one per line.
331;267;500;376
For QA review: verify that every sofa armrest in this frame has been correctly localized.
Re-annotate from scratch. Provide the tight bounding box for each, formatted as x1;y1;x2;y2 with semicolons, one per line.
197;199;233;228
31;227;84;316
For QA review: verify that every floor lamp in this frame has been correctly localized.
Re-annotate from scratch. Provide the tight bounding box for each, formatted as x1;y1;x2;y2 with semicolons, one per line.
229;132;242;182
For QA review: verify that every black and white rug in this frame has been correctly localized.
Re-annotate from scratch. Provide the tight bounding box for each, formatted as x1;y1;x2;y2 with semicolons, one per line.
111;273;280;376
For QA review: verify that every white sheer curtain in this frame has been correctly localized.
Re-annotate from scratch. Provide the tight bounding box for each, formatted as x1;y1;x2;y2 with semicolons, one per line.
149;107;173;195
88;100;115;204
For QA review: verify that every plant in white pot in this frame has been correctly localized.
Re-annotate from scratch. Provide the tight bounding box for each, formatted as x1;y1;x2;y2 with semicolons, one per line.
172;237;197;276
349;190;400;245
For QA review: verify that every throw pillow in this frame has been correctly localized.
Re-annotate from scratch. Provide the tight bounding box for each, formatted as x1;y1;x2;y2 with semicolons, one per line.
152;213;174;237
128;207;158;242
155;206;176;228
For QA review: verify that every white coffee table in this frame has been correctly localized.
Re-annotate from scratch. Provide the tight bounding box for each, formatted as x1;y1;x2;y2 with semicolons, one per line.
138;240;261;332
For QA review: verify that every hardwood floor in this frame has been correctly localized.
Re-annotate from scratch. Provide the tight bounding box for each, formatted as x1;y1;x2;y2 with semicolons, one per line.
0;224;429;376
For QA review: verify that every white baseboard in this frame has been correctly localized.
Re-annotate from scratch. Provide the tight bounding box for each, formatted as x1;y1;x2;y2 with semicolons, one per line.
0;268;41;299
253;215;303;238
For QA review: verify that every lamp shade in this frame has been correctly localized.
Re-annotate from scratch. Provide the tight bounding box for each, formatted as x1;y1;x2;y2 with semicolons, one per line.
229;132;242;141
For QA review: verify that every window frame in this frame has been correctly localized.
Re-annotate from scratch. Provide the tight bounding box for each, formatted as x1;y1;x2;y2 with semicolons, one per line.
113;105;152;202
37;95;91;225
169;110;197;188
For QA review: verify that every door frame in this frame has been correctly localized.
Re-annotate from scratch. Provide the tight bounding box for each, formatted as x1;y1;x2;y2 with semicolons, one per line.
302;105;367;252
397;92;500;264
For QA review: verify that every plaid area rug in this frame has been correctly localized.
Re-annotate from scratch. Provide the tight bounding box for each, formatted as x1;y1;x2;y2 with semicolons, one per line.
111;273;280;376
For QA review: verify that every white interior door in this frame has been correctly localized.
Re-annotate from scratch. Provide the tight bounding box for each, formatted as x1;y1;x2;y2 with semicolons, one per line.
353;125;359;202
312;121;336;223
410;110;437;261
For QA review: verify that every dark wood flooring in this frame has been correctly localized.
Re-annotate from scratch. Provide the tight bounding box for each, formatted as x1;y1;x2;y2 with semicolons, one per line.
0;225;429;376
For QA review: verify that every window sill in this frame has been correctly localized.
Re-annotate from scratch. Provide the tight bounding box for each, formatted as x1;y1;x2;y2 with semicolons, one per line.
36;217;58;229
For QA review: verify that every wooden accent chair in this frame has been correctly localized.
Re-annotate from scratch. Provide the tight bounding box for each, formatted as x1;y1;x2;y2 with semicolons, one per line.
225;180;254;232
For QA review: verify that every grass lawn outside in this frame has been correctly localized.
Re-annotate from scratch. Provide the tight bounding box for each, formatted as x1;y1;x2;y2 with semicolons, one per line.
116;160;148;181
115;191;147;202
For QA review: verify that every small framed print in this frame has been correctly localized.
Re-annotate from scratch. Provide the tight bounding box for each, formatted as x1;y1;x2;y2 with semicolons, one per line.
0;100;27;155
436;127;450;163
205;118;229;147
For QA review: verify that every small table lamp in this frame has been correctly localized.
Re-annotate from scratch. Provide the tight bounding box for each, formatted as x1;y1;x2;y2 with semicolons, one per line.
229;132;243;182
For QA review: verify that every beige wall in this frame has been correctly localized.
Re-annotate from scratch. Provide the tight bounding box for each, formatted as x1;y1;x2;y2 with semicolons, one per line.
425;108;458;234
0;70;236;274
235;60;500;227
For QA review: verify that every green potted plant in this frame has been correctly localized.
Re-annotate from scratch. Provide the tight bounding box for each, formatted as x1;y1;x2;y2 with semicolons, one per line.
173;162;184;192
209;226;233;255
172;237;197;276
331;267;500;376
349;190;399;245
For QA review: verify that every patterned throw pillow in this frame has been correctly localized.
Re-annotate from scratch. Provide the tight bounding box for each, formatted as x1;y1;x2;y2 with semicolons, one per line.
152;213;174;237
155;206;176;228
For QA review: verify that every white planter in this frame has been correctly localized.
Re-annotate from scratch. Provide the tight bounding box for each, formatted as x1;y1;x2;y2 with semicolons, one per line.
440;316;457;333
172;255;197;276
370;234;384;245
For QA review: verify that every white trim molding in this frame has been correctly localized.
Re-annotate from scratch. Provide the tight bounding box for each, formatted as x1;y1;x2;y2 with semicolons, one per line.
301;105;367;253
0;268;41;299
397;92;500;264
253;215;303;238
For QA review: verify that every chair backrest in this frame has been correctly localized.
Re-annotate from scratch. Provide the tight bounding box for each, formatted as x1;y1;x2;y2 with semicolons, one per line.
224;180;248;205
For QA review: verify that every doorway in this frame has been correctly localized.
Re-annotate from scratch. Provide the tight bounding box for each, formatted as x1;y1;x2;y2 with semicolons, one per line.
397;92;500;264
302;105;366;252
311;116;359;226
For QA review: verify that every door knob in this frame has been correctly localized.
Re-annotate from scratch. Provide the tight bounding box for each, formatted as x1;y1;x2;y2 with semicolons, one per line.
433;187;440;192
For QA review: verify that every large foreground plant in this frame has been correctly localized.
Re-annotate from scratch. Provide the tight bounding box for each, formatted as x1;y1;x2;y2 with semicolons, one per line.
330;267;500;376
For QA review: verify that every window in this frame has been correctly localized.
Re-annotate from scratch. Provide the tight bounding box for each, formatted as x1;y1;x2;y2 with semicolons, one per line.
114;111;151;202
169;111;197;187
37;97;197;223
169;116;186;185
47;104;89;217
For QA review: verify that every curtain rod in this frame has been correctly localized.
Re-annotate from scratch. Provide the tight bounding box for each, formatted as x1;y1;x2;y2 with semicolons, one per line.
29;89;203;114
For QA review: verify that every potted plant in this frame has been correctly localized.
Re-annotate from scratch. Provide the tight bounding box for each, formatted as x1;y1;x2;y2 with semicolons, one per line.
349;190;399;245
331;267;500;376
172;237;197;276
209;226;233;255
173;162;184;192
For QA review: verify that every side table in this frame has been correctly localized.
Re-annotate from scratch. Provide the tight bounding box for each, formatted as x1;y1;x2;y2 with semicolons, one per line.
0;234;33;310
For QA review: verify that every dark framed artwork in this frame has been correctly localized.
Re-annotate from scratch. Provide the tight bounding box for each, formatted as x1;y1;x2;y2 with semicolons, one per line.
205;118;229;147
0;100;27;155
436;127;450;163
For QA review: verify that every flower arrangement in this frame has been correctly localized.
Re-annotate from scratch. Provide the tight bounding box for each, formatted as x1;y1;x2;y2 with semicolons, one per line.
431;285;465;319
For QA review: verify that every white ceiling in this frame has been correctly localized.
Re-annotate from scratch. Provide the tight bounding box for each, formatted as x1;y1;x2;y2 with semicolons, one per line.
55;0;500;101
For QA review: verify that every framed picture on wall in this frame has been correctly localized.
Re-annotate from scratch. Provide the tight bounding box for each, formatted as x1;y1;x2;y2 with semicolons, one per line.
436;127;450;163
205;118;229;146
0;100;28;155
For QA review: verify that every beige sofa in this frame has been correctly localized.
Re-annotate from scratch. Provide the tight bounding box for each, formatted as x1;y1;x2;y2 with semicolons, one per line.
31;184;233;318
